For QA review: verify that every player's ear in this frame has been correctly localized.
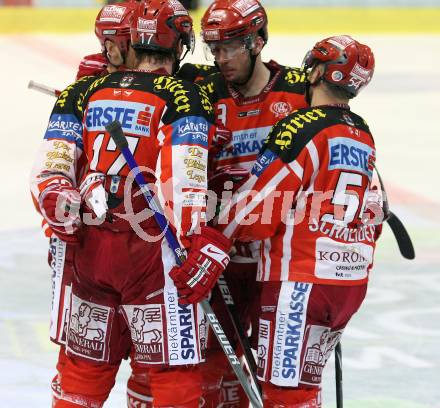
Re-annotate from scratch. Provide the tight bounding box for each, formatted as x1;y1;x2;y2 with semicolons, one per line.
105;40;115;59
309;64;325;85
252;36;265;56
176;39;184;59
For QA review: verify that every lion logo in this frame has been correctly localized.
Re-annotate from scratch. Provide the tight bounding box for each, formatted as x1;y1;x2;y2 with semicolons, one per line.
70;303;107;342
130;307;162;344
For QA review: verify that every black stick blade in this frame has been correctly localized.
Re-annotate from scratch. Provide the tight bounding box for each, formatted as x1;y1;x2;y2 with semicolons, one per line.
105;120;128;149
386;211;415;260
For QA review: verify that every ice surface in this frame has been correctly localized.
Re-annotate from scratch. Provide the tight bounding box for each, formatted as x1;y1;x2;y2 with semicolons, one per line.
1;33;439;407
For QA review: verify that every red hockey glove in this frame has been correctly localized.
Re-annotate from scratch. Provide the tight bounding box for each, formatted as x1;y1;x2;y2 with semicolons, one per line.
39;182;81;243
210;124;233;157
169;226;232;304
76;53;108;80
209;165;250;197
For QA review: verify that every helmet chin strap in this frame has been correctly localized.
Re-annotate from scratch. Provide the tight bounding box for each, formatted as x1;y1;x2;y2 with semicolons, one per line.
305;80;314;105
172;47;190;75
237;50;258;86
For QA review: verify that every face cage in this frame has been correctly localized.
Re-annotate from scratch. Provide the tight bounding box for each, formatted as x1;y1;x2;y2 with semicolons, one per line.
203;35;255;62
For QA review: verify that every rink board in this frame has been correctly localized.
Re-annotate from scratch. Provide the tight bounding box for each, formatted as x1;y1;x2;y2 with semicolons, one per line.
1;7;440;34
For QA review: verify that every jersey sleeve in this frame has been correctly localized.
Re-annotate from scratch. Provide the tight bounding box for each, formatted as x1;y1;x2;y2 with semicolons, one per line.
153;78;216;248
217;115;317;241
29;77;91;215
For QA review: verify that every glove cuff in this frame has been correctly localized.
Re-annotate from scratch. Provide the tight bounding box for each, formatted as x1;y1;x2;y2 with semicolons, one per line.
198;226;232;252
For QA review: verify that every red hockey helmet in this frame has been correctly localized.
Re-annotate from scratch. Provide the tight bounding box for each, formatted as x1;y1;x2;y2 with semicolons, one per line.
303;35;375;97
130;0;195;55
95;1;137;55
201;0;268;44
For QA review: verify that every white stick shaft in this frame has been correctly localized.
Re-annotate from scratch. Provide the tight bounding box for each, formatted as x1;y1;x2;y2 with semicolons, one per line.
28;80;60;98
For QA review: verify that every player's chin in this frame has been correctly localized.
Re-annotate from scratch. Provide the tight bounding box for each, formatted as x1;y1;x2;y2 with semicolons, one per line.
222;70;241;83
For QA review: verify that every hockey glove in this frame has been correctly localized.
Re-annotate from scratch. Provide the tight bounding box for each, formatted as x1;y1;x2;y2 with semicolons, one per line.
76;53;108;80
169;226;232;304
39;181;81;243
210;124;233;157
209;165;250;196
79;172;108;219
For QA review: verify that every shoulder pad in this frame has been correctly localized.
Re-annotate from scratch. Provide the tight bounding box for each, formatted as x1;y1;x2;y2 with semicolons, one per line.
152;75;214;123
54;75;96;111
265;107;328;162
197;73;228;103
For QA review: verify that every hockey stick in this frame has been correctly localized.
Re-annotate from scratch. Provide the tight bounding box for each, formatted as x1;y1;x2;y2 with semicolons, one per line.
386;212;415;259
373;163;415;260
28;74;262;391
28;80;61;98
335;342;343;408
216;275;260;393
105;120;263;408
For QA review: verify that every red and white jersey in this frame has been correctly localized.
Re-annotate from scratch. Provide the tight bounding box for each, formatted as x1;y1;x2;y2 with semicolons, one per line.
30;76;96;237
219;106;380;286
198;61;308;171
31;70;216;247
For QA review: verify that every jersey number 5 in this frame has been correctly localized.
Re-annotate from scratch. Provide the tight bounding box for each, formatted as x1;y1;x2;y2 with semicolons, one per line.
321;171;369;225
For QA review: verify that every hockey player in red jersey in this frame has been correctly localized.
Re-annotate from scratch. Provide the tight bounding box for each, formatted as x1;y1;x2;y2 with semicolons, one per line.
195;1;308;405
218;35;380;407
75;0;138;80
30;0;232;406
29;2;138;406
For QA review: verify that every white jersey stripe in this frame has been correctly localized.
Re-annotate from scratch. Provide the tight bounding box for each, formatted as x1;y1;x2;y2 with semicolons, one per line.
287;160;304;180
257;246;264;281
217;173;260;227
305;140;320;194
263;238;272;281
280;209;295;281
222;167;290;238
307;140;320;173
